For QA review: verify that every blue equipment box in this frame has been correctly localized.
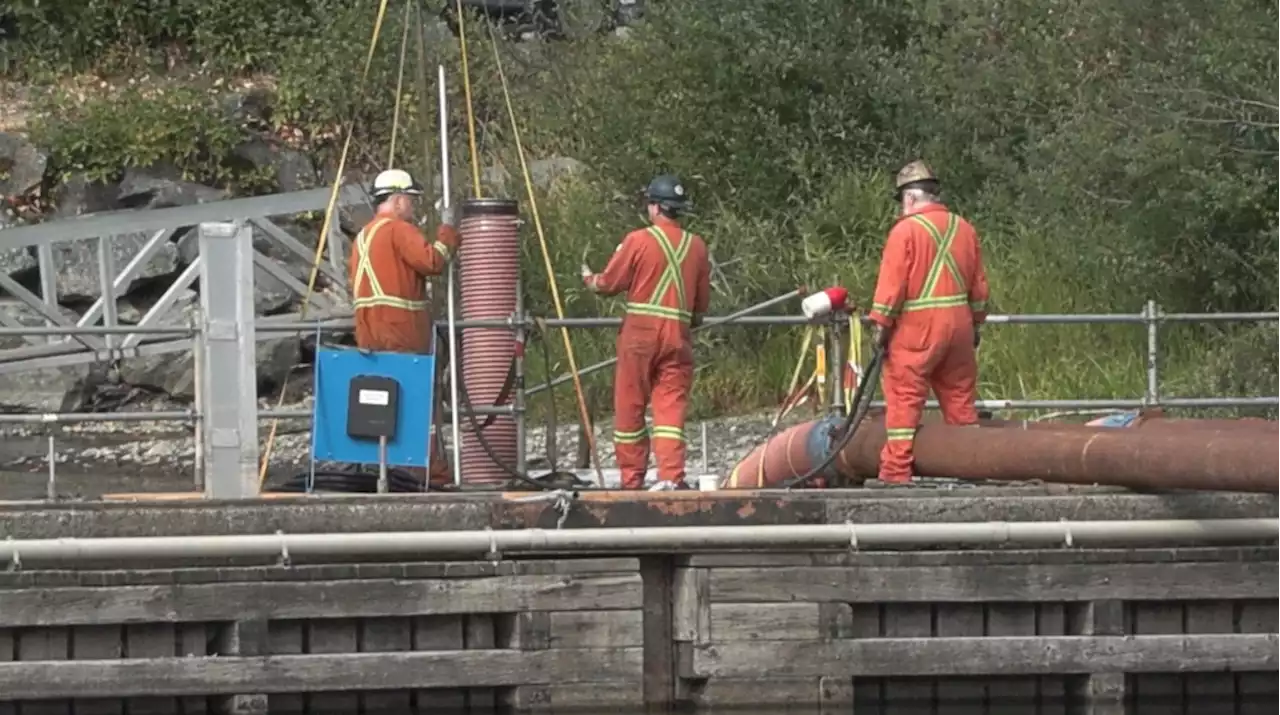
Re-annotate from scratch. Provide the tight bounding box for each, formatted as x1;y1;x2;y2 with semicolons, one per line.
311;347;436;468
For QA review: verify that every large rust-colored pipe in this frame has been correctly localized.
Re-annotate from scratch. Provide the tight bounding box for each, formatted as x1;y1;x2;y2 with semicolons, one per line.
726;416;1279;493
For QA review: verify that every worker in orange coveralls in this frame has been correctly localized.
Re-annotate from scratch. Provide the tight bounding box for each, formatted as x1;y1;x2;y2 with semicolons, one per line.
348;168;459;485
867;160;990;483
582;175;711;490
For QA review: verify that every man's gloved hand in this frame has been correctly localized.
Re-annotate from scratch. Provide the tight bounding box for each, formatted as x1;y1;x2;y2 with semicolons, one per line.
973;327;982;349
872;324;891;350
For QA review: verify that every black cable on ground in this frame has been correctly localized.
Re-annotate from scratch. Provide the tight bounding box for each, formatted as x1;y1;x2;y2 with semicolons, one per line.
781;346;885;490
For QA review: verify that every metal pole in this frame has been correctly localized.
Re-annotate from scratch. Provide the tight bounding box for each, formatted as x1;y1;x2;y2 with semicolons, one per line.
1146;299;1160;406
528;287;805;396
439;63;463;489
514;280;527;476
829;312;844;415
377;436;389;494
0;519;1271;565
96;235;118;361
45;435;56;501
191;313;205;491
0;325;195;337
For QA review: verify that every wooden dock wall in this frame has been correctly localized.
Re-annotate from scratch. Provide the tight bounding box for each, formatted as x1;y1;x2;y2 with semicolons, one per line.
0;547;1275;713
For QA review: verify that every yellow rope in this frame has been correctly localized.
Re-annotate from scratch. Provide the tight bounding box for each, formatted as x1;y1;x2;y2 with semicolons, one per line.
386;0;413;168
257;0;396;487
454;0;483;197
484;20;603;482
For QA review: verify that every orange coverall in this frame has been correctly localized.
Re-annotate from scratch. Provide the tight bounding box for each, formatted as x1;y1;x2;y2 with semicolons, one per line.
348;216;459;483
867;203;990;483
586;216;711;488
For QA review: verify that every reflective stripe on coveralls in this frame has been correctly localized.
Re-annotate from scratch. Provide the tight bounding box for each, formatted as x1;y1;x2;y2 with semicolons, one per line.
351;218;451;311
625;226;694;323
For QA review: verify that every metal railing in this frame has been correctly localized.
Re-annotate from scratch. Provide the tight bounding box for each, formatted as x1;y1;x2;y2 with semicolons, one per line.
1;219;1277;499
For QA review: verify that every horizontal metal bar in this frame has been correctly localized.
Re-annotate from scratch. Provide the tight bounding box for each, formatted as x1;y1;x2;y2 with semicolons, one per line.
933;397;1280;411
0;185;367;250
1161;312;1279;323
0;325;194;337
0;519;1272;564
262;404;515;419
0;411;194;424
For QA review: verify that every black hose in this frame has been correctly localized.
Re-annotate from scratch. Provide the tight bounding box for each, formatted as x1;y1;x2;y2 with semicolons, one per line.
271;468;431;493
781;346;885;489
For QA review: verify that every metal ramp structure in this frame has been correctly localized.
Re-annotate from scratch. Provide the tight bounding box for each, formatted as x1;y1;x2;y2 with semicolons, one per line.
0;187;367;378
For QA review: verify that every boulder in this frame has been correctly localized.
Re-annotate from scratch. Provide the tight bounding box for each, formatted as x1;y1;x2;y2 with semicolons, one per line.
0;131;45;199
232;135;318;194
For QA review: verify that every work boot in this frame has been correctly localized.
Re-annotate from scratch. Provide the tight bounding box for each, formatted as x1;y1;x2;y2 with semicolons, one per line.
648;479;691;491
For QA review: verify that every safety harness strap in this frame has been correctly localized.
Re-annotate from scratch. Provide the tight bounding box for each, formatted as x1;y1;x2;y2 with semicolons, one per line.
352;218;430;312
902;213;965;313
626;225;694;323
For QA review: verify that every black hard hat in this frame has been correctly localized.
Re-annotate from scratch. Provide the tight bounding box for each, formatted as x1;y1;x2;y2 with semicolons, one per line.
644;174;689;210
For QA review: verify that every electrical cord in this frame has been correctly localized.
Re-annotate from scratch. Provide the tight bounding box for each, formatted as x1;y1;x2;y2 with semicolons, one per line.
781;346;885;489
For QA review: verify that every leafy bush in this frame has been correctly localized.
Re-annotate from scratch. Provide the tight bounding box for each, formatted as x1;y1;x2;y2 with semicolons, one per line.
6;0;1277;418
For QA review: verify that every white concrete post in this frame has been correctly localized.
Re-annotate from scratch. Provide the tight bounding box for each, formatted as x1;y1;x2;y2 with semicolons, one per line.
197;222;260;499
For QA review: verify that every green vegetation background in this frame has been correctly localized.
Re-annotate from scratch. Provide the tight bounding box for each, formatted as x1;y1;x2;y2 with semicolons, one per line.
3;0;1276;419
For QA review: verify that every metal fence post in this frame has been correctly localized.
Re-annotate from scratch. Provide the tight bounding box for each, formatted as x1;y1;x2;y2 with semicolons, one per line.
1145;299;1160;406
197;222;260;499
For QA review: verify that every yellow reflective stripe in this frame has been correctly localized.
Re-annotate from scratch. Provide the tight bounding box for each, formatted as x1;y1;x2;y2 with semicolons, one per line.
871;301;899;317
614;427;649;445
885;427;916;441
432;241;453;260
645;225;692;308
651;425;685;442
969;300;987;312
902;294;969;312
625;303;693;321
352;218;427;312
909;213;964;300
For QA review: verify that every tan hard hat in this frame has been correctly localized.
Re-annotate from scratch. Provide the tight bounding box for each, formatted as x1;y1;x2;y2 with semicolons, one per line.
895;160;938;190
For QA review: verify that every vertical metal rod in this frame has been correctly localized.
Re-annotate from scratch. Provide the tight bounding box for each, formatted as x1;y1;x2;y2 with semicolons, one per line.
97;235;118;360
514;287;527;476
700;422;709;475
377;436;389;494
45;435;56;501
191;313;205;491
1145;299;1160;406
439;64;463;488
35;243;59;345
830;313;845;415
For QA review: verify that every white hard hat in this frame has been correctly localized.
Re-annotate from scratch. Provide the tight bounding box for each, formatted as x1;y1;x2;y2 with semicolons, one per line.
371;168;424;199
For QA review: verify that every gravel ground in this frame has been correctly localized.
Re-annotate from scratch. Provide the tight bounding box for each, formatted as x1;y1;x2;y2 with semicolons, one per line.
0;394;828;498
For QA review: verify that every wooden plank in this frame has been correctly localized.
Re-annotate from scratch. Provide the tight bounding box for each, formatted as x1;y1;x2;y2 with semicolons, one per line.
1129;601;1185;715
848;603;882;715
985;604;1039;715
1036;603;1068;715
709;603;821;642
16;627;71;715
549;610;643;648
0;573;644;626
124;623;177;715
640;556;675;708
672;567;710;644
0;628;13;715
411;615;467;712
1184;602;1237;712
307;618;359;712
707;562;1277;603
684;677;827;707
359;618;413;713
176;624;209;715
266;621;304;715
1236;600;1280;715
1067;600;1127;715
933;603;985;713
505;612;551;650
880;603;932;715
0;647;645;699
690;635;1278;678
688;546;1276;569
817;602;853;639
71;625;125;715
503;681;644;711
465;614;498;711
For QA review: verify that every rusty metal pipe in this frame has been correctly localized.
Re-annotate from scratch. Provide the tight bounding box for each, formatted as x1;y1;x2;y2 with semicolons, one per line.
727;417;1279;494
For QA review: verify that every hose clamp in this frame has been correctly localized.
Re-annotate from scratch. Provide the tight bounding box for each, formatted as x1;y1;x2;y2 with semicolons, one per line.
5;537;20;572
276;530;292;567
485;526;502;563
1061;518;1074;549
845;520;860;551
